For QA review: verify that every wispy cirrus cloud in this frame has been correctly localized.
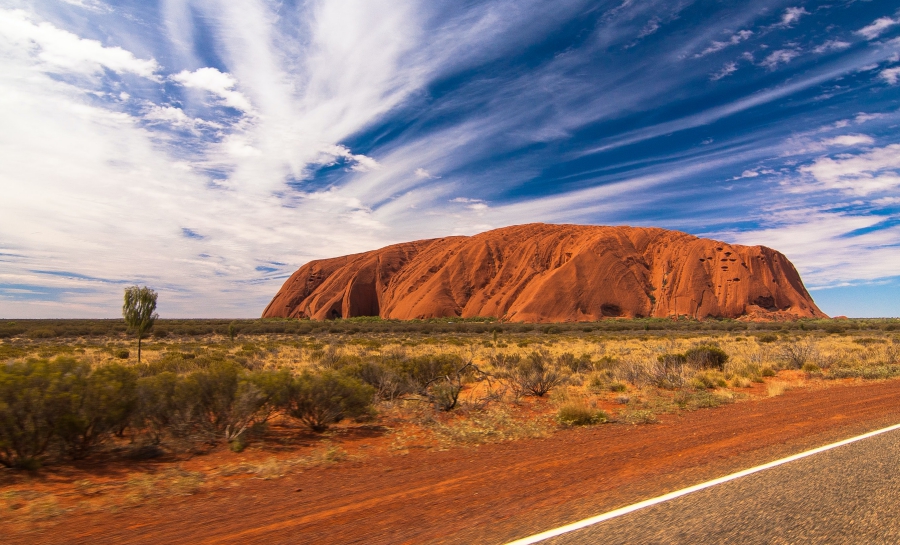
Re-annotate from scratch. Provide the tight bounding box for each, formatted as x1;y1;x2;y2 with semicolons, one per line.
761;48;801;69
813;40;851;54
799;143;900;195
0;9;159;78
881;66;900;84
857;17;899;40
57;0;109;12
695;30;753;58
2;0;900;317
721;207;900;289
774;7;810;29
711;61;738;80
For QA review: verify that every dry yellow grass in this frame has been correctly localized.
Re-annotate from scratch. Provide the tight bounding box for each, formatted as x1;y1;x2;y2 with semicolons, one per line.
7;328;897;379
2;326;897;528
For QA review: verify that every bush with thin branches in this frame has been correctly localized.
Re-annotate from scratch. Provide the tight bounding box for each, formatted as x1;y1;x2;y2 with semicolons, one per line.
510;350;563;397
778;339;818;369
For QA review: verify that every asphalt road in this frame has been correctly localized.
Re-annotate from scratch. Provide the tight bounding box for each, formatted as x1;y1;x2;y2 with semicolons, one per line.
540;427;900;544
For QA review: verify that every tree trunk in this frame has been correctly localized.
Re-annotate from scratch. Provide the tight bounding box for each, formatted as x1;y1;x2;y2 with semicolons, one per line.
138;335;142;363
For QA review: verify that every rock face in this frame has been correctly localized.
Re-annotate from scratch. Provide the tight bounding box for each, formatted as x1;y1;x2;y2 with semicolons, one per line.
263;223;826;322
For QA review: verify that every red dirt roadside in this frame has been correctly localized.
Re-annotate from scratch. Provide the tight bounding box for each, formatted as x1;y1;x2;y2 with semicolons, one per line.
9;379;900;545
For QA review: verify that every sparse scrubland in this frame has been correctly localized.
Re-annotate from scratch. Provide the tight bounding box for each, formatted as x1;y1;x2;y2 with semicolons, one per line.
1;317;899;521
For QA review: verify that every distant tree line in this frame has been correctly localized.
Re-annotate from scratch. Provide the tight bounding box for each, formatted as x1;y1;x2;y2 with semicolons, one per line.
1;317;897;340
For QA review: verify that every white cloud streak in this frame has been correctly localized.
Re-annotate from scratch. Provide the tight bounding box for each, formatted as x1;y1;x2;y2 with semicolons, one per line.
761;48;801;69
813;40;851;54
776;7;809;28
171;68;253;112
857;17;899;41
711;61;737;80
881;66;900;84
0;9;159;78
1;0;601;316
797;144;900;195
722;209;900;288
695;30;753;58
58;0;109;11
2;0;899;316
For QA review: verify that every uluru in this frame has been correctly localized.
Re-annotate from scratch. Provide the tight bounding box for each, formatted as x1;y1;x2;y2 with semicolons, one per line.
263;223;826;322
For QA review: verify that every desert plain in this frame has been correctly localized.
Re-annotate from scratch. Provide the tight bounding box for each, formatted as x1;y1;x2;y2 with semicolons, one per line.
2;316;900;543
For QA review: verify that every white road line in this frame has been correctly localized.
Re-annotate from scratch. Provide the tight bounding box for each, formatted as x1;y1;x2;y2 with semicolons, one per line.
505;422;900;545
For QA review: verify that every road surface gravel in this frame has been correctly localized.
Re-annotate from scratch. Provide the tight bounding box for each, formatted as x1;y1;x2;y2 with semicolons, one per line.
544;426;900;544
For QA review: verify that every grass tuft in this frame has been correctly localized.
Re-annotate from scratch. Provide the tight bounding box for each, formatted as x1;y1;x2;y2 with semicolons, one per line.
556;403;608;426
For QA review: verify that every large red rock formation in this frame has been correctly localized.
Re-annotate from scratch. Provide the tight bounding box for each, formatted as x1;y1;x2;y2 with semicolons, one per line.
263;223;826;322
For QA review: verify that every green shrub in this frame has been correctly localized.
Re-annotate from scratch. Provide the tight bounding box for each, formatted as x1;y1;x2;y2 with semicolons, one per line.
829;365;900;380
54;363;138;459
489;353;521;371
853;337;887;345
0;359;66;468
691;370;728;390
285;371;374;432
134;364;286;446
511;350;562;397
344;360;404;401
0;358;139;466
657;353;687;369
346;353;472;407
674;390;732;410
594;355;618;369
556;404;608;426
586;371;612;392
777;340;818;369
115;349;130;359
0;323;26;339
557;352;592;373
429;381;463;412
684;346;729;370
134;372;194;443
609;381;628;392
557;353;576;372
183;362;268;443
137;350;239;376
229;434;247;452
619;409;657;425
391;354;464;395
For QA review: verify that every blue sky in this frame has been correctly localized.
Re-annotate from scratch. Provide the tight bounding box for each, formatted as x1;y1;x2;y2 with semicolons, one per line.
1;0;899;318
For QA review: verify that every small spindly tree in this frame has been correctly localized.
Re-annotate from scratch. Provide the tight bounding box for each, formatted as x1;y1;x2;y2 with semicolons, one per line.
123;286;158;363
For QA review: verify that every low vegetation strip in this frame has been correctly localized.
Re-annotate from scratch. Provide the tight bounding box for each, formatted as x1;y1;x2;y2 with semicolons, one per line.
2;316;899;340
0;317;899;532
0;359;374;468
0;319;898;468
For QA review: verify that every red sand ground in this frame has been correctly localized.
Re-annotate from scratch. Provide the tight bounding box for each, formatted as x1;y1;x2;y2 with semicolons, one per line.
5;377;900;544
